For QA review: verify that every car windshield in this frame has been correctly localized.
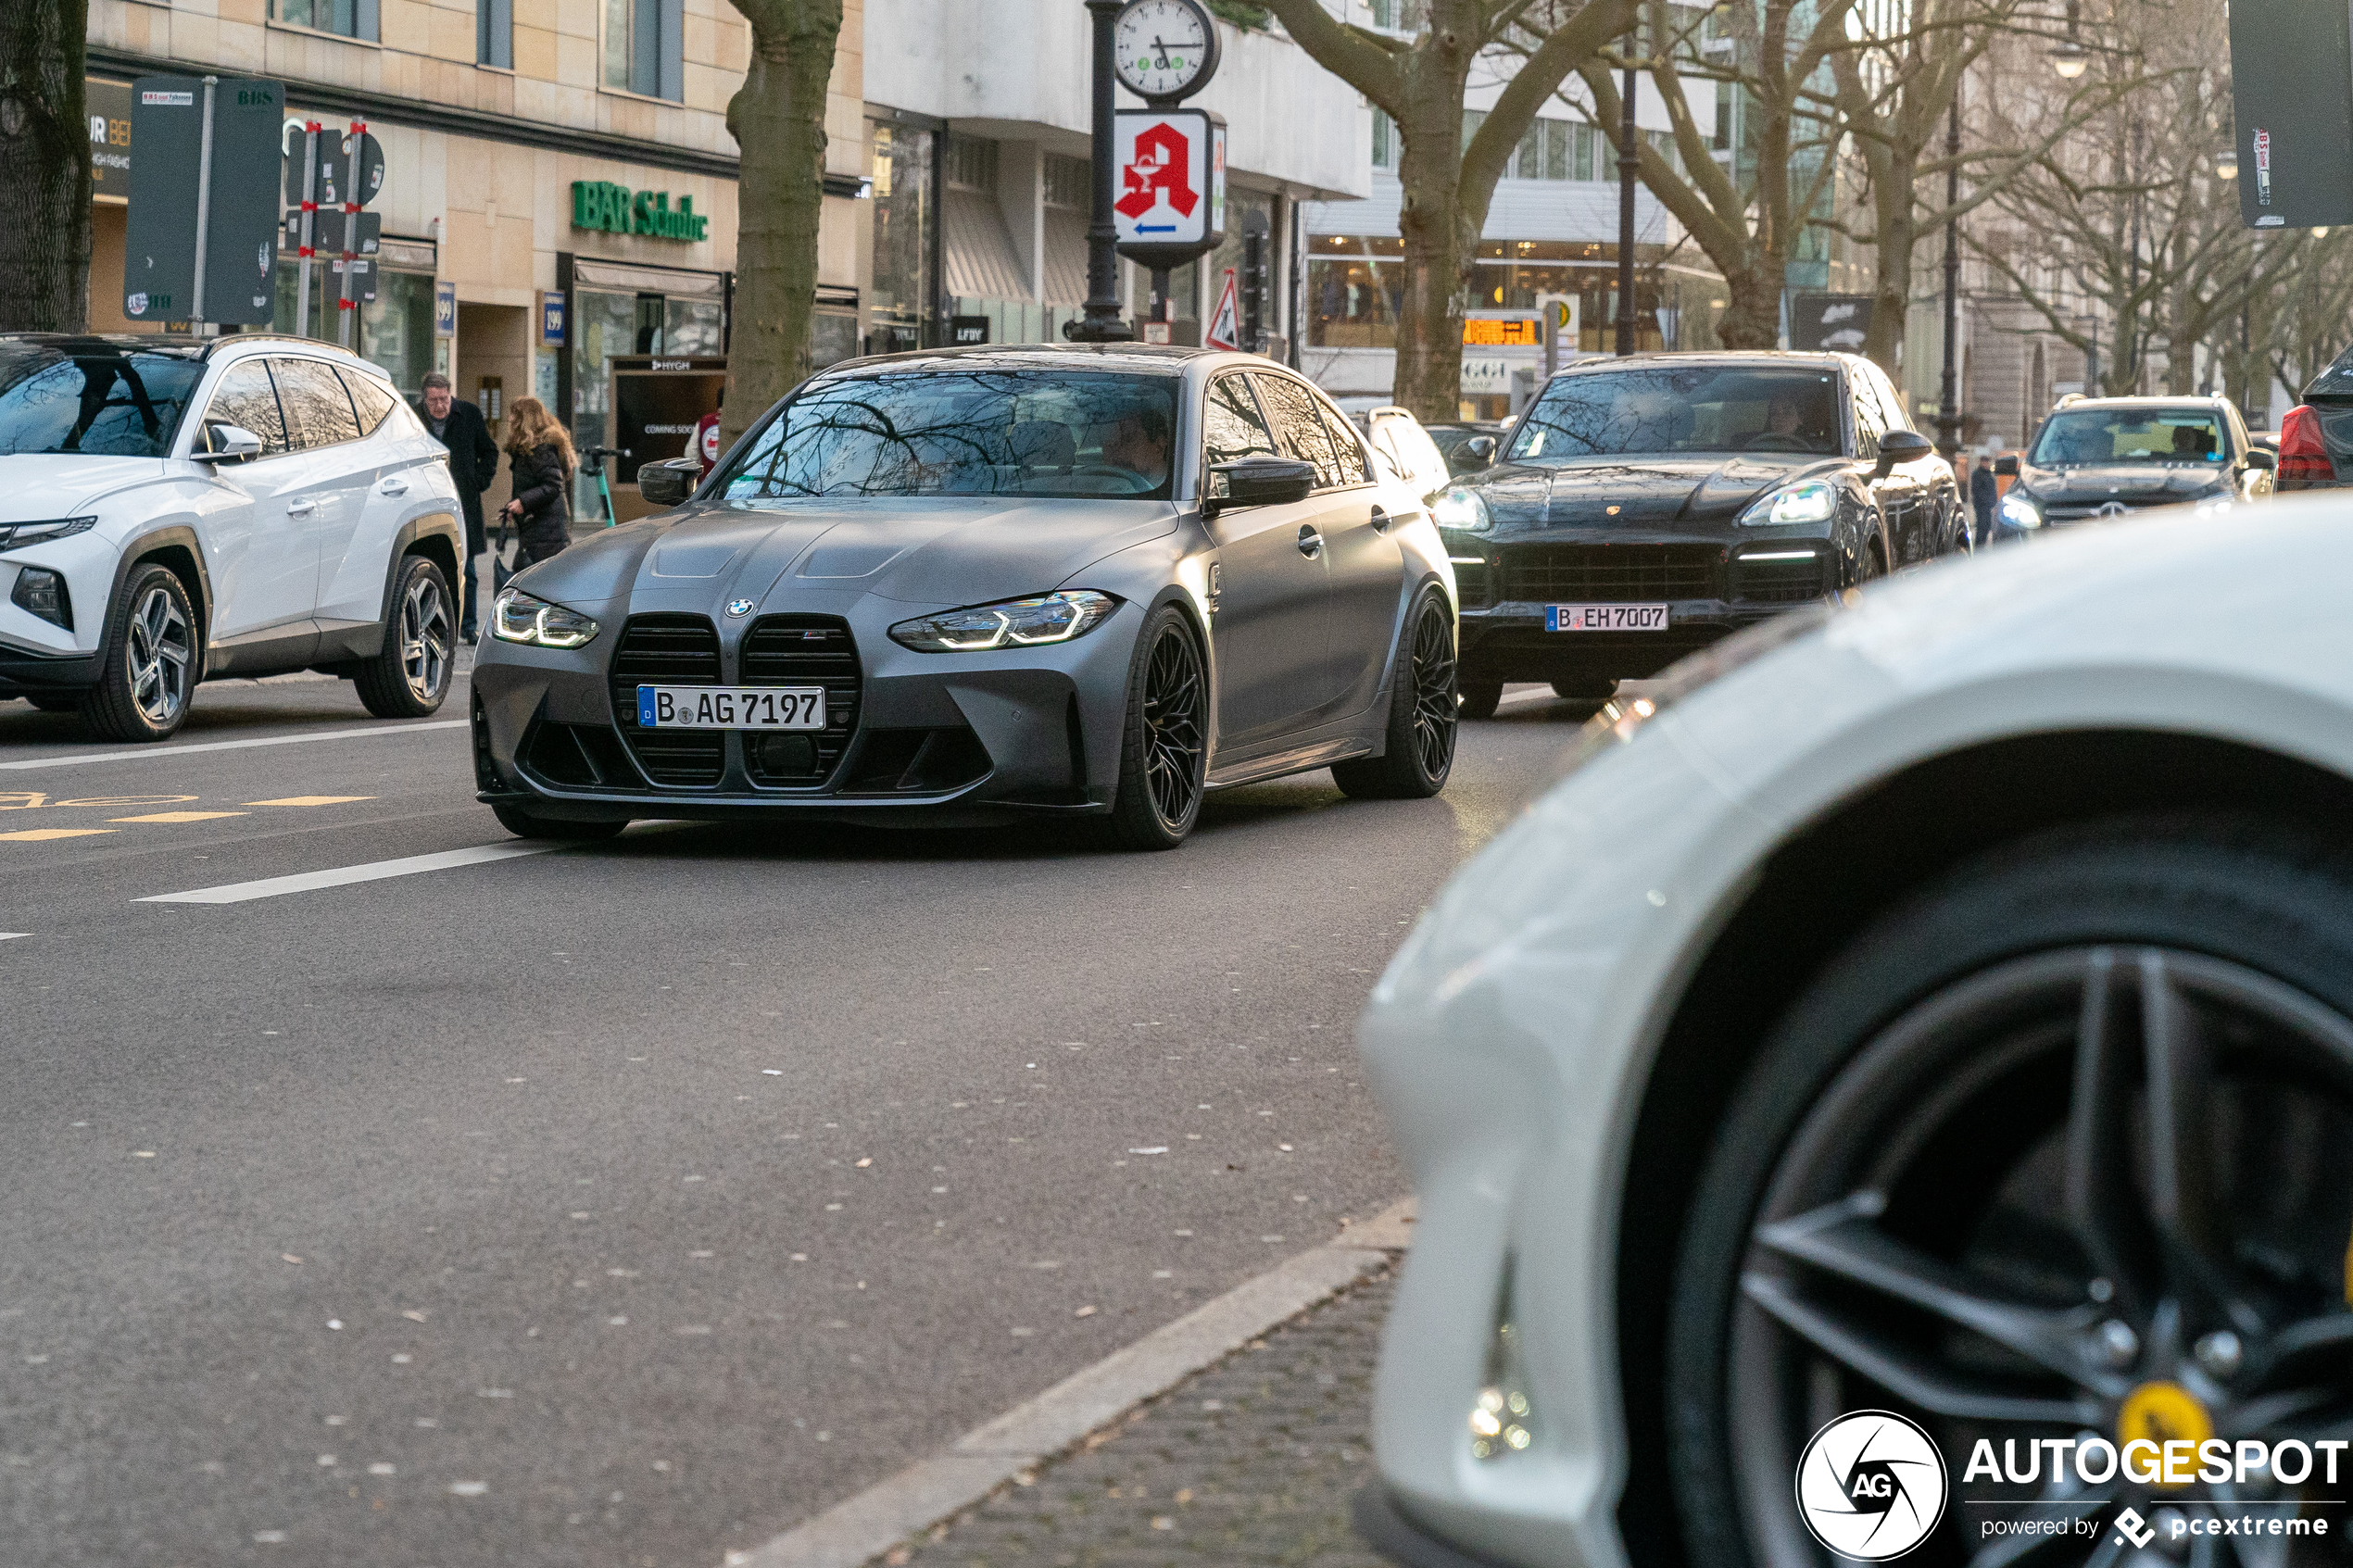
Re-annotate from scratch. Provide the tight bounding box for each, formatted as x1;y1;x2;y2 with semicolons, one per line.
717;370;1180;501
2030;408;2228;466
1506;367;1843;460
0;343;206;458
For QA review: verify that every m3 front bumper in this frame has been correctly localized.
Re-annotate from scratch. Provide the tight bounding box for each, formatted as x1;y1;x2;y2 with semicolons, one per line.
472;600;1144;828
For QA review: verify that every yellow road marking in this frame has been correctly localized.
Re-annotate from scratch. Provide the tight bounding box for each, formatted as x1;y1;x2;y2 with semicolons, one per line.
0;828;117;841
245;796;376;807
109;811;250;823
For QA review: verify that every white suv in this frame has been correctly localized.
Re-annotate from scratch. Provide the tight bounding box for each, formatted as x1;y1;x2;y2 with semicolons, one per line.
0;333;464;741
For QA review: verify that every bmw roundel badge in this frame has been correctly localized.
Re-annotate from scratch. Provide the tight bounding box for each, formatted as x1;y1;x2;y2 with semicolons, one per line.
726;598;755;618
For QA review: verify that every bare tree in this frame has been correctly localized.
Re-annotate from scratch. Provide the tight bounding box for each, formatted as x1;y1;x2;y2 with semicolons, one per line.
0;0;91;332
1264;0;1638;420
1573;0;1852;350
720;0;846;447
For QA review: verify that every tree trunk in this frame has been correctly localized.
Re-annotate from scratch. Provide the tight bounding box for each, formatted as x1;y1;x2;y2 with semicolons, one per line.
1718;265;1780;348
1863;158;1919;375
0;0;91;332
720;0;844;449
1391;129;1469;423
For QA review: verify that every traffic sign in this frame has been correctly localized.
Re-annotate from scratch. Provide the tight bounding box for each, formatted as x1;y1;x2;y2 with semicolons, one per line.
281;207;380;257
124;76;284;325
1203;269;1239;350
288;129;384;208
2230;0;2353;227
1113;107;1226;270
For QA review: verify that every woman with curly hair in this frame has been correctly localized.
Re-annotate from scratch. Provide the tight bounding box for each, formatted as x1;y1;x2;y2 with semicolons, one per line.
499;396;574;567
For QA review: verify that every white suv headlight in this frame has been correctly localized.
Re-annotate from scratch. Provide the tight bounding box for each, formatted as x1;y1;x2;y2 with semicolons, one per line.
0;517;97;550
1738;481;1837;526
1997;492;2043;530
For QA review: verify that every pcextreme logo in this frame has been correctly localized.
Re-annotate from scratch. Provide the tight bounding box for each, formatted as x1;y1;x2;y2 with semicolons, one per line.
1795;1411;1948;1561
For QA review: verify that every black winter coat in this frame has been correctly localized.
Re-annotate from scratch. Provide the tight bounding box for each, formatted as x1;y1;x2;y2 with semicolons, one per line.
508;443;573;539
415;397;500;549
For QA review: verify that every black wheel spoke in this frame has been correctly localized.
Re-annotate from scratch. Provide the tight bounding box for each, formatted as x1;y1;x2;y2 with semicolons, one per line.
1743;1272;2097;1424
2065;950;2158;1314
2139;951;2249;1323
1757;1197;2120;1395
1137;625;1203;830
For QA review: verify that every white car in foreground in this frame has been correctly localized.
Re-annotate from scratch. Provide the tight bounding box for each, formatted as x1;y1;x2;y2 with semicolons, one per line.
1356;495;2353;1568
0;333;462;740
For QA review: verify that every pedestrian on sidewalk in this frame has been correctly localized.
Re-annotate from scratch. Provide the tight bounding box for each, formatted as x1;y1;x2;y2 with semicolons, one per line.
499;397;574;569
1969;452;1999;544
414;372;500;639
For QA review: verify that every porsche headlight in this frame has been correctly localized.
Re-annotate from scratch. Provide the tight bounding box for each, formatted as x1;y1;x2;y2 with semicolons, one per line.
1433;487;1491;533
1997;492;2043;530
1738;480;1837;526
0;516;97;550
491;588;600;649
888;591;1117;653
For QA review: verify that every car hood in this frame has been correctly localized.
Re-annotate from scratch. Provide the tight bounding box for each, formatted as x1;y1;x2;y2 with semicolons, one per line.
511;495;1180;614
2009;463;2231;504
0;455;171;521
1466;454;1831;529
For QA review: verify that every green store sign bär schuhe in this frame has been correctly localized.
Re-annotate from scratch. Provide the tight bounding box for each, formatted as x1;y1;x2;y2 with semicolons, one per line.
571;182;709;242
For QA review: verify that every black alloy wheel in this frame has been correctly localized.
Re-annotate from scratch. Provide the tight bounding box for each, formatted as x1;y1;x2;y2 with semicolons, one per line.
1105;605;1206;850
1668;818;2353;1568
1334;591;1456;799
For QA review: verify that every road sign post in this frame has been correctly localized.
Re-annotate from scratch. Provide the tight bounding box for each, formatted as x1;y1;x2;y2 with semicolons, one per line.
293;121;320;337
337;119;367;347
124;75;284;327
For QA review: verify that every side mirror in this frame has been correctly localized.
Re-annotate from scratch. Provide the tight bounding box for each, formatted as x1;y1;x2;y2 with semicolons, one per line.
1464;435;1498;465
1204;455;1317;518
1994;454;2020;477
192;423;261;463
637;457;701;508
1874;430;1933;474
2246;447;2277;470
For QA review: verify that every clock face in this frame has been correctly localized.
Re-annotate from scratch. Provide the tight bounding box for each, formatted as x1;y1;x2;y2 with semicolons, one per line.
1114;0;1212;100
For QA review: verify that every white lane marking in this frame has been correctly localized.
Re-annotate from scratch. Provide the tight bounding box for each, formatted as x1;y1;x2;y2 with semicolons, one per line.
0;933;29;941
0;721;466;771
727;1199;1416;1568
1494;686;1560;709
138;842;559;905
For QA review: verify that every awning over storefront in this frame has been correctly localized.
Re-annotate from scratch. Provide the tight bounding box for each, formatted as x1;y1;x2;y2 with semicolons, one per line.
573;257;725;298
944;188;1026;302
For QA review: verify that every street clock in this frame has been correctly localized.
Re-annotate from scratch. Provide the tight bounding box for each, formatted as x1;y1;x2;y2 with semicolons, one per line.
1114;0;1220;104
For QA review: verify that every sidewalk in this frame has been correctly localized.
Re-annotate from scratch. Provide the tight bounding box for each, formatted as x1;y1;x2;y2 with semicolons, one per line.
882;1270;1397;1568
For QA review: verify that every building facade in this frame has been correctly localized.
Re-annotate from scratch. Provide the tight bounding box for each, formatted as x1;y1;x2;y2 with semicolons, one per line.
82;0;1364;519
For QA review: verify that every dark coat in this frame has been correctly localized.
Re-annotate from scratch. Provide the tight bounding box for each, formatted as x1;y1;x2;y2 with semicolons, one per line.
415;397;501;551
507;441;573;563
1969;463;1999;519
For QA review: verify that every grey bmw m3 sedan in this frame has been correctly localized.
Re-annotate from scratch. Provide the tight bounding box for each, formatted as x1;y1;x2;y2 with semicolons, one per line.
470;345;1460;849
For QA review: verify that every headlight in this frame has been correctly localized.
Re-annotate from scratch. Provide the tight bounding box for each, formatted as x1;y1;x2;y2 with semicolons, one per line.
491;588;600;649
0;517;96;550
1738;480;1837;526
1996;492;2043;530
1433;487;1491;533
888;591;1117;653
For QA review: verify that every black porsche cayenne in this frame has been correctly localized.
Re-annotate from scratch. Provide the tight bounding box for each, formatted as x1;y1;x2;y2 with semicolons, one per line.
1434;351;1966;715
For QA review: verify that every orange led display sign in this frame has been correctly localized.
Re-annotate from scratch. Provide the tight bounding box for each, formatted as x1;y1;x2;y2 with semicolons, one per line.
1463;318;1541;346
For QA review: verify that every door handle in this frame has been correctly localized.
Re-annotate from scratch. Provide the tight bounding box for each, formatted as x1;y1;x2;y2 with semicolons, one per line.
285;499;317;515
1296;525;1323;558
379;477;409;495
1369;506;1390;533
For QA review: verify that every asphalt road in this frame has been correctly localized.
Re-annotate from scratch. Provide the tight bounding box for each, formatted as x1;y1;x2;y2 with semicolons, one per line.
0;668;1592;1568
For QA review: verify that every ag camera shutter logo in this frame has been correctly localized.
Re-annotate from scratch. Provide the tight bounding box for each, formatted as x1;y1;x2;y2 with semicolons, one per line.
1795;1411;1948;1561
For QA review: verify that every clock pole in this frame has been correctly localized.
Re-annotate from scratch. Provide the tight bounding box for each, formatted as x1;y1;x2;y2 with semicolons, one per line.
1068;0;1135;342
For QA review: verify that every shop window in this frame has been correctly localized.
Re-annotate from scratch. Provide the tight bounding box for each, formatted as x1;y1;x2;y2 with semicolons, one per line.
945;135;998;195
278;0;378;39
604;0;682;101
479;0;512;68
1307;257;1398;349
1043;154;1089;210
869;119;937;346
1371;109;1396;171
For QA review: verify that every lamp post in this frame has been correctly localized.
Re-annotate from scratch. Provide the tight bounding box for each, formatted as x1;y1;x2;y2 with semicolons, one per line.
1935;89;1963;460
1614;26;1640;356
1068;0;1135;343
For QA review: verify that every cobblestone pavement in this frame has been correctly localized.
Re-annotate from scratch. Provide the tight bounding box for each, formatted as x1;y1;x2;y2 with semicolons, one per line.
885;1269;1398;1568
